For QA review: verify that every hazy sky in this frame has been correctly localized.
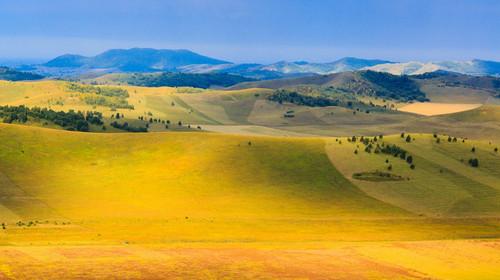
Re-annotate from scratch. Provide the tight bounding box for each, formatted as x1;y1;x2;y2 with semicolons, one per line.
0;0;498;63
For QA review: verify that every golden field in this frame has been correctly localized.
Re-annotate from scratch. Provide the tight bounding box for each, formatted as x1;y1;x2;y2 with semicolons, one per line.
0;80;499;279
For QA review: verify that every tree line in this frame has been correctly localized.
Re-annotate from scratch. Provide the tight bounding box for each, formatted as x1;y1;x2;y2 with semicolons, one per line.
0;105;103;132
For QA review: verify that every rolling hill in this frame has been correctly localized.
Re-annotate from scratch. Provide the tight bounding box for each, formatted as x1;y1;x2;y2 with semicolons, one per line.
0;80;499;279
0;67;44;81
232;70;428;101
87;72;255;88
1;79;500;139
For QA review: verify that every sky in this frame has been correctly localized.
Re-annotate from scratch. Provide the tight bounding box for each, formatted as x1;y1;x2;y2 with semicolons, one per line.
0;0;499;63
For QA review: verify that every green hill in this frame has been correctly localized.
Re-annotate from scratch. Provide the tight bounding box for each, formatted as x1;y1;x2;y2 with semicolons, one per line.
0;67;44;81
232;70;427;102
89;72;255;88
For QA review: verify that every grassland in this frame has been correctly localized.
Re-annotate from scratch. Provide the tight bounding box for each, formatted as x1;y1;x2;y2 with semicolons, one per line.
0;124;498;279
2;80;500;139
0;80;499;279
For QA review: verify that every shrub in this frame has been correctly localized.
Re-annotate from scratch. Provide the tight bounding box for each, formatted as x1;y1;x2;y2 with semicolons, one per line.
406;155;413;164
468;158;479;167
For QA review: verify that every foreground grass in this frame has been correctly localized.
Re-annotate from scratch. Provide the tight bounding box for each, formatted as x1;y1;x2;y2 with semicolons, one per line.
0;124;499;279
0;124;498;244
0;240;498;280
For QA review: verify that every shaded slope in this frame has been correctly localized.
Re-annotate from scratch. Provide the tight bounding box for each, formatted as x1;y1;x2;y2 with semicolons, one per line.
0;67;44;81
0;124;405;222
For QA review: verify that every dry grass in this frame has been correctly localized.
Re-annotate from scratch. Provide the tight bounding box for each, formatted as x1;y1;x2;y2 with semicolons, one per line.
0;240;498;279
399;102;482;116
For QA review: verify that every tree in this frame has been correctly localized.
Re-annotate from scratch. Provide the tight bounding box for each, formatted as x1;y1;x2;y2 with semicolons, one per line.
399;151;407;159
401;132;405;138
410;164;415;169
406;155;413;164
471;147;476;153
405;135;412;143
495;147;498;153
468;158;479;167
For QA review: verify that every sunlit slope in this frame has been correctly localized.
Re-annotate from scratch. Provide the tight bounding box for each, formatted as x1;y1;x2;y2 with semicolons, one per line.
0;80;271;127
440;105;500;122
327;134;500;217
0;123;404;222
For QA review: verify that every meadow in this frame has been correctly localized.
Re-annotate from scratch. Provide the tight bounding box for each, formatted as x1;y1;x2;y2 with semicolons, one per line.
0;80;499;279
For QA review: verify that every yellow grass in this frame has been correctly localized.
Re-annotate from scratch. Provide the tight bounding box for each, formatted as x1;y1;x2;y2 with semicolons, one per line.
1;80;500;279
0;240;498;279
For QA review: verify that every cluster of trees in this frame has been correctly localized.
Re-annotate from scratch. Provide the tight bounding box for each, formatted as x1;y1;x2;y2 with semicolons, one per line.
350;134;415;170
0;105;102;132
360;70;429;102
0;67;44;81
82;95;134;109
67;83;129;97
268;89;339;107
67;83;134;109
110;121;148;132
123;72;254;88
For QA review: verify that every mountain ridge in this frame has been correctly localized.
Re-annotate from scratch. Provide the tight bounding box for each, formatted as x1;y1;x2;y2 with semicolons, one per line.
13;48;500;78
365;59;500;77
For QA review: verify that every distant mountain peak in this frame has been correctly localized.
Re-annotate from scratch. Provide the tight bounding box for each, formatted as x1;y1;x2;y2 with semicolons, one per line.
43;48;230;72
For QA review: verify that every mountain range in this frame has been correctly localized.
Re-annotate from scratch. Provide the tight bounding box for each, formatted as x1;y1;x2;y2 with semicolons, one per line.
8;48;500;79
366;59;500;77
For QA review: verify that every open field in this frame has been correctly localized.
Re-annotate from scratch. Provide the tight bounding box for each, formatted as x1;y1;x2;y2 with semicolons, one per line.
0;80;500;279
0;124;498;278
1;240;499;280
399;102;482;116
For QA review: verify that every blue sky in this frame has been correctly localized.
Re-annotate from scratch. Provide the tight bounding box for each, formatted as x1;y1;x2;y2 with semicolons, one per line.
0;0;498;63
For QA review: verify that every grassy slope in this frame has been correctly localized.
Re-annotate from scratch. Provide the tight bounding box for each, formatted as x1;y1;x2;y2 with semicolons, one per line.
0;80;272;129
0;124;498;246
4;80;500;139
326;134;500;218
1;81;499;279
